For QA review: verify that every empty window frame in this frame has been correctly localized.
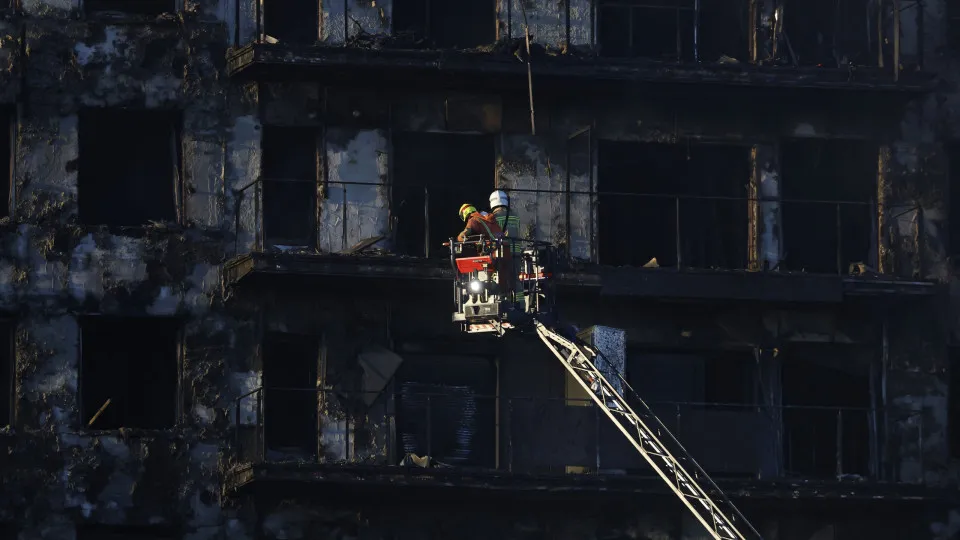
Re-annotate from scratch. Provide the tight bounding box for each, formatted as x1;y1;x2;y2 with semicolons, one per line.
626;348;756;406
780;0;876;67
80;317;181;430
597;140;750;269
597;0;749;62
780;344;873;478
262;332;319;456
624;348;765;476
391;133;494;258
394;353;497;468
261;126;319;249
780;139;877;275
0;107;10;219
83;0;175;15
262;0;318;43
78;109;181;227
392;0;496;49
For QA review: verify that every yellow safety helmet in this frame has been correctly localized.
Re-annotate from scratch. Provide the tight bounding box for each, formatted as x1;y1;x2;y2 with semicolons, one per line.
459;204;477;222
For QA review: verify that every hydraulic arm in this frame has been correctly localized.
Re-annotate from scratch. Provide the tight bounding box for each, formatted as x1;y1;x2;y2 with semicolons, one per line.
447;237;762;539
534;320;763;540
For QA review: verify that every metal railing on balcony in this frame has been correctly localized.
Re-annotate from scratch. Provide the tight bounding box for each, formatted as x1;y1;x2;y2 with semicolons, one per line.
231;176;880;276
233;387;920;483
230;0;910;80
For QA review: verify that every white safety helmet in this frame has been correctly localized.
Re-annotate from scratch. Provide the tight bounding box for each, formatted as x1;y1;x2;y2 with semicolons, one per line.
489;190;509;210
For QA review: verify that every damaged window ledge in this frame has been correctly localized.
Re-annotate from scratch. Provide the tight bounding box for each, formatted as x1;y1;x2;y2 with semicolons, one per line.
78;223;188;238
228;43;937;93
82;10;180;24
226;462;947;501
75;427;186;439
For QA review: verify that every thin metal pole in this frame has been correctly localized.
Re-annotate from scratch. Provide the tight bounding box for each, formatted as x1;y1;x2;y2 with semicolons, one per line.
256;388;264;461
519;2;536;135
675;195;682;268
836;203;843;274
426;395;432;457
836;409;843;477
508;398;514;472
424;186;430;258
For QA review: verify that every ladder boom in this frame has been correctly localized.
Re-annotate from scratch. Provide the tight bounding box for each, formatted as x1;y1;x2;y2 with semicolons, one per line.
534;320;763;540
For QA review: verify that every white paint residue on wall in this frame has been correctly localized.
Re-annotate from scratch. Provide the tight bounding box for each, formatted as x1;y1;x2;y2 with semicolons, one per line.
348;0;390;38
228;115;262;253
74;27;124;66
567;0;593;46
502;0;565;48
759;166;781;269
322;129;389;252
230;371;262;426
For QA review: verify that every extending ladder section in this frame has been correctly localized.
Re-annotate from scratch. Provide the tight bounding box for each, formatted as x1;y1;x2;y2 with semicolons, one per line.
534;321;763;540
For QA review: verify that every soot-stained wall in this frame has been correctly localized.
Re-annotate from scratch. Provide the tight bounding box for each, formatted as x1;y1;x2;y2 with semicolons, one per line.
2;0;958;539
0;0;264;536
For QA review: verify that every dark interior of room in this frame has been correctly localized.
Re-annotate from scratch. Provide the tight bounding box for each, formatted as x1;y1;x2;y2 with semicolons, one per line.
83;0;174;14
626;348;757;406
597;0;696;60
620;347;765;476
261;125;318;248
598;140;750;269
697;0;750;63
394;354;496;468
262;332;319;454
80;317;180;430
78;109;179;227
781;345;872;478
263;0;318;43
392;0;495;49
392;132;494;258
781;0;873;67
780;138;877;274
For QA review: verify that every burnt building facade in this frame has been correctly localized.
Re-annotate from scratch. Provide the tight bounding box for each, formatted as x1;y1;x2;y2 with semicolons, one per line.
0;0;957;538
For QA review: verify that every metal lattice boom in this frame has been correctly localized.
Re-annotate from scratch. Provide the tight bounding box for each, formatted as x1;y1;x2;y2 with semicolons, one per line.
534;321;763;540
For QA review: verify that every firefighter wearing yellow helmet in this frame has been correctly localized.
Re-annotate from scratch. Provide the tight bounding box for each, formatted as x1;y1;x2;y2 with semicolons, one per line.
457;203;502;243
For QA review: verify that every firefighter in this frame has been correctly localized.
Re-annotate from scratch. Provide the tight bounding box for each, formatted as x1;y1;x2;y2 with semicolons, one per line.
457;203;515;302
457;204;501;243
489;190;521;254
489;190;524;307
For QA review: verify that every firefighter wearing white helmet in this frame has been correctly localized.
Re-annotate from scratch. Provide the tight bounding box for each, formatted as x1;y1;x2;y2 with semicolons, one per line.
489;189;524;307
489;189;520;252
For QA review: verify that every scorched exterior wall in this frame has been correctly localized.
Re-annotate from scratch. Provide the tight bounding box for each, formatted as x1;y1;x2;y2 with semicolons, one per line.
0;0;957;539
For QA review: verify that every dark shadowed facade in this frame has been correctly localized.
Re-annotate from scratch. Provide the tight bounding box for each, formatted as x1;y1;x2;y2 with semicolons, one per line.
0;0;958;539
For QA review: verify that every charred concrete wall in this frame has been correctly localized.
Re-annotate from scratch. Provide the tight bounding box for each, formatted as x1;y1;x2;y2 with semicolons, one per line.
0;0;955;539
0;0;264;536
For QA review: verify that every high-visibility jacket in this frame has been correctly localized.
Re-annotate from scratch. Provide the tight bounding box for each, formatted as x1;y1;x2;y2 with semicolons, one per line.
492;207;523;254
